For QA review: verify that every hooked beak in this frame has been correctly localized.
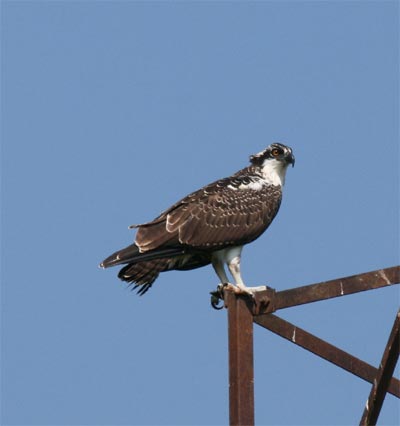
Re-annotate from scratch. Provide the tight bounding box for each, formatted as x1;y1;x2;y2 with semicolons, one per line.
286;152;295;167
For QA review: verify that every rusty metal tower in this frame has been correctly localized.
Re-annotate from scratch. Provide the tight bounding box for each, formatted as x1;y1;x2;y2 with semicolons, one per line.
213;266;399;425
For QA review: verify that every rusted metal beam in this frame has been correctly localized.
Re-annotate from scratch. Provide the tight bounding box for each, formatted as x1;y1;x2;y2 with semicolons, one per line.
217;267;400;425
275;266;399;310
254;314;400;398
254;266;399;315
225;290;255;426
360;310;400;425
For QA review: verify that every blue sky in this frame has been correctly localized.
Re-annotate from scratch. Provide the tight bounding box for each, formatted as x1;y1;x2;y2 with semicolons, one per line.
1;1;399;425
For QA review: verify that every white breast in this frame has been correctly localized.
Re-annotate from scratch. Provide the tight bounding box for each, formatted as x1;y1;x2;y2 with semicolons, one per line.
261;158;289;186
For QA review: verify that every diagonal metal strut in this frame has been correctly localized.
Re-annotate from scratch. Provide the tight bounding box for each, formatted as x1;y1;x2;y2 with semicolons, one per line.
360;310;400;425
254;314;400;398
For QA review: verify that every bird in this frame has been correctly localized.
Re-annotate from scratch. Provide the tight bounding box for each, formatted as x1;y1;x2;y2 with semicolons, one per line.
100;143;294;295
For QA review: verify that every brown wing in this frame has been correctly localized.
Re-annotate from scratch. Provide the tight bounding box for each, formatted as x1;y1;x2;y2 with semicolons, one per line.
176;185;282;247
134;172;282;252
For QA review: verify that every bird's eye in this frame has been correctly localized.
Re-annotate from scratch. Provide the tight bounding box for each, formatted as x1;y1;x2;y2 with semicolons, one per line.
271;149;280;156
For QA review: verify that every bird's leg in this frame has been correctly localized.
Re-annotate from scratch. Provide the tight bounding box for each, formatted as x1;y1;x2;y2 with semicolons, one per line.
227;255;251;294
212;258;230;285
212;260;244;294
210;258;235;309
227;255;266;295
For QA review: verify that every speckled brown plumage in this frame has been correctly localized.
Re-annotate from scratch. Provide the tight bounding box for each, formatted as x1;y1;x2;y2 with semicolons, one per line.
134;166;282;251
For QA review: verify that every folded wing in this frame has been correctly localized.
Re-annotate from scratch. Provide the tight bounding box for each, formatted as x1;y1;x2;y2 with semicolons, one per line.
134;174;282;253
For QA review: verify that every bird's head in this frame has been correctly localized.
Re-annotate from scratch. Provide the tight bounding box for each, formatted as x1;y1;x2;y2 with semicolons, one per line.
249;143;295;185
250;143;295;167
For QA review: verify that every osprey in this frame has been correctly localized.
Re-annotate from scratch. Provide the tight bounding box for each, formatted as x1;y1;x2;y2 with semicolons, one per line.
100;143;294;295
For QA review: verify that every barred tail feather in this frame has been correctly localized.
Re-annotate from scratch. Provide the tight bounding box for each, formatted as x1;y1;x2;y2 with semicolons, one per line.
118;259;172;295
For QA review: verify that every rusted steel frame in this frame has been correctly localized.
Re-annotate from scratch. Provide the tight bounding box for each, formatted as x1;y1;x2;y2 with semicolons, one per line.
225;290;255;426
255;266;400;315
254;314;400;398
360;310;400;426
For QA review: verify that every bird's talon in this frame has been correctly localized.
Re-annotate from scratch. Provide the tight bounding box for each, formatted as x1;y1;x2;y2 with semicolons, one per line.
210;290;224;310
210;283;231;310
217;283;227;293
